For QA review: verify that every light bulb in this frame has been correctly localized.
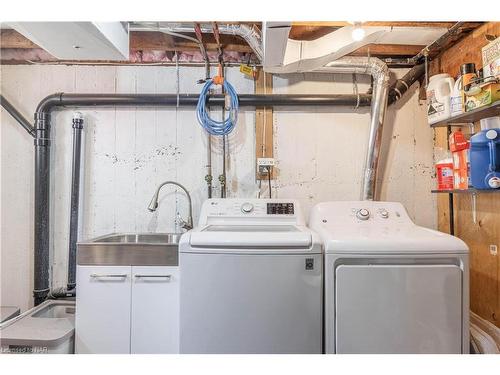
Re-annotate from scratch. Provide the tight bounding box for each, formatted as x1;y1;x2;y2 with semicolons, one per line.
352;27;365;41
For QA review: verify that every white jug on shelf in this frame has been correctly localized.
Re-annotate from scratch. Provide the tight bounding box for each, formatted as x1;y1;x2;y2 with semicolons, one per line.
450;76;464;118
427;73;455;125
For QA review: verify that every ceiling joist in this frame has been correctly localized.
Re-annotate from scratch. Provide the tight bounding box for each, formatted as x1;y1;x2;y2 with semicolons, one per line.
0;22;485;64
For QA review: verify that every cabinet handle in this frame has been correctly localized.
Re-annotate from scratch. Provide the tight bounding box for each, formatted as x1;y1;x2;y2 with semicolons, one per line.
134;274;172;280
90;274;128;279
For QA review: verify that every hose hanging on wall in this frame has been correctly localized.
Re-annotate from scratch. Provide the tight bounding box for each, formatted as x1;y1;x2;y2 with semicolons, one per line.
196;65;239;136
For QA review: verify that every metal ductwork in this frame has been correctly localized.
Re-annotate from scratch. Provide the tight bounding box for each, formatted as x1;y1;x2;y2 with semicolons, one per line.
315;56;390;201
129;22;264;63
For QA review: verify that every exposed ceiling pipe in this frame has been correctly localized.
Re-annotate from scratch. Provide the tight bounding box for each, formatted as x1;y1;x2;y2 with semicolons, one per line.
388;63;425;105
35;93;371;113
388;22;469;106
129;22;264;63
1;95;36;137
193;23;211;81
315;56;390;201
411;22;465;64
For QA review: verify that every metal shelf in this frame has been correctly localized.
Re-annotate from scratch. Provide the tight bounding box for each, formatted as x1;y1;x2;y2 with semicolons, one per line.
430;101;500;128
431;188;500;194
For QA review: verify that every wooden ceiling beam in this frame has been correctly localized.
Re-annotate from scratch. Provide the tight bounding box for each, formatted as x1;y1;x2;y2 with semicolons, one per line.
348;44;425;57
129;31;175;50
130;31;252;53
289;26;340;41
0;29;39;49
291;22;464;28
289;22;484;42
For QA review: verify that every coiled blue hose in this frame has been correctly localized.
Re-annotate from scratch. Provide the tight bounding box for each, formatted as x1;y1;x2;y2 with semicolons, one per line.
196;78;239;136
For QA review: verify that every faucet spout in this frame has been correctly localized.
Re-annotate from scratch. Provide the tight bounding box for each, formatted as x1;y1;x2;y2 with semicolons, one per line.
148;192;160;212
147;181;193;230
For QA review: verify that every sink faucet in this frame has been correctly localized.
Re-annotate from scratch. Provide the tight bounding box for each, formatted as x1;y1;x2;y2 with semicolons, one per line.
147;181;194;231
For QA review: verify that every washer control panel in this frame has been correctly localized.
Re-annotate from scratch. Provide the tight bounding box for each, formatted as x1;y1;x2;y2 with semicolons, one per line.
267;202;294;215
199;199;305;226
352;207;393;221
310;202;412;231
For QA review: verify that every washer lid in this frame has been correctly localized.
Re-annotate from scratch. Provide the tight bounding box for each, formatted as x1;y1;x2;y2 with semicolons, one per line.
189;226;313;250
309;201;468;254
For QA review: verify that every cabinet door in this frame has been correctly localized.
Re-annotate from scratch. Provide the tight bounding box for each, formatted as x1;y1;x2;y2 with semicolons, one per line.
131;266;179;354
75;265;132;354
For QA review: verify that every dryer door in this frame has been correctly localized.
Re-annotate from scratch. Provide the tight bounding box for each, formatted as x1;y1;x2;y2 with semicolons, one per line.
335;264;463;353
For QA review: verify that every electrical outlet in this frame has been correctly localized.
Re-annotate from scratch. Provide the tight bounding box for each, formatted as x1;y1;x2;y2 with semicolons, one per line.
490;244;498;256
257;158;275;173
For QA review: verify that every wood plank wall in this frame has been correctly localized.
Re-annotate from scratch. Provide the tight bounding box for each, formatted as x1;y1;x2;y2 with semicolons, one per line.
430;22;500;327
255;70;275;179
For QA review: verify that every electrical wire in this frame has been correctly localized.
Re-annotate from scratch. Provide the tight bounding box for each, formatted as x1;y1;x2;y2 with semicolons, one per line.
267;166;272;198
196;78;239;136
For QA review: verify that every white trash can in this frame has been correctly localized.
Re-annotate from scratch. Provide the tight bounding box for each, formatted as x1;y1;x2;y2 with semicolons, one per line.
0;300;75;354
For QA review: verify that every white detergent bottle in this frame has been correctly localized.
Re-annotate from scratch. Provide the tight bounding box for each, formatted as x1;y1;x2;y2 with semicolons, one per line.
450;76;464;118
427;73;455;125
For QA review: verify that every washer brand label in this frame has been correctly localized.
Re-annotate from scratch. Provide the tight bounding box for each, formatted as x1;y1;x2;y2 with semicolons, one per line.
305;258;314;270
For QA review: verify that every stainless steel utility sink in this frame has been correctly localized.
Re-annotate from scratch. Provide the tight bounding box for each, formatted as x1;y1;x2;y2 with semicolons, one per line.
96;233;182;244
77;233;181;266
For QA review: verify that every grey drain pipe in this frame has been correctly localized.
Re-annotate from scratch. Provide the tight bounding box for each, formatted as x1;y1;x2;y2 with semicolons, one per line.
28;92;370;305
1;95;36;137
315;56;390;201
33;111;51;305
67;113;84;291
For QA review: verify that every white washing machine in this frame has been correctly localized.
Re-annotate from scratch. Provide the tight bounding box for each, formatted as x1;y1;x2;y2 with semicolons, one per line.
309;201;469;354
179;198;322;354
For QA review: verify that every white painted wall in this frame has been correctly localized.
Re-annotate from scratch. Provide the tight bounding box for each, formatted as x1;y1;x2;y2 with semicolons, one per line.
1;65;435;312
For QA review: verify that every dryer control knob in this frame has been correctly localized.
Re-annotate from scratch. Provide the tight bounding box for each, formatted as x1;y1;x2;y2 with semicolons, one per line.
356;208;370;220
241;202;254;213
379;209;389;219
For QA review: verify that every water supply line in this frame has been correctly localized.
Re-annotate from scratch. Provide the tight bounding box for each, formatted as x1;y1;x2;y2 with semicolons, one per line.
214;25;228;198
315;56;390;201
194;23;211;82
193;23;213;198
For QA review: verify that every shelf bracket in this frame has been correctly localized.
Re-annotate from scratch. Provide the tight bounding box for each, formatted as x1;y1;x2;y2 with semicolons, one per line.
471;191;477;224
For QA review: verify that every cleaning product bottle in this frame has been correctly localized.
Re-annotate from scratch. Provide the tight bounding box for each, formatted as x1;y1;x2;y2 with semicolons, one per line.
436;158;454;190
450;75;464;118
435;147;454;190
427;73;455;125
449;130;471;189
470;123;500;189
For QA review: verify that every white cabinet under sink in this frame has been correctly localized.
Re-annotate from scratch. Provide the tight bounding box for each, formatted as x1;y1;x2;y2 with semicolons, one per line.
75;265;179;354
131;266;179;354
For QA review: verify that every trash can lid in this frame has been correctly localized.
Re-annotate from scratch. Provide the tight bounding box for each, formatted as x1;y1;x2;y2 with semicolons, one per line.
0;306;20;324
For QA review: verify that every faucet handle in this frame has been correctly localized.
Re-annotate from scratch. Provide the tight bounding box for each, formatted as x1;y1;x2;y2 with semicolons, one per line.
178;217;193;231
